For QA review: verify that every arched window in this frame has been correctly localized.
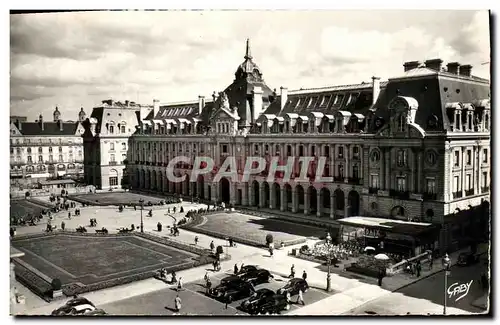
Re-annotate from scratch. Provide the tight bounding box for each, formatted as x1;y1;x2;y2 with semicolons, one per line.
27;148;31;154
110;143;115;150
38;147;43;153
49;147;53;153
59;146;63;153
398;114;406;132
122;142;126;151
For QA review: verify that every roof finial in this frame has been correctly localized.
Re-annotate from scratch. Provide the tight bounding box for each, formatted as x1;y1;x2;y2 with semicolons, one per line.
245;38;252;60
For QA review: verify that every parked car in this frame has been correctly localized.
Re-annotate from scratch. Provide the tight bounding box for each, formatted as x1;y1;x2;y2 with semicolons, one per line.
457;252;480;266
208;276;255;302
237;265;259;275
239;268;274;285
66;304;97;315
51;297;96;315
277;278;309;295
239;288;275;312
255;294;291;315
82;308;107;316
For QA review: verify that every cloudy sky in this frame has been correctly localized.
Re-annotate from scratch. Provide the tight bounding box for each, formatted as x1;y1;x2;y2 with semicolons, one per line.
10;10;490;122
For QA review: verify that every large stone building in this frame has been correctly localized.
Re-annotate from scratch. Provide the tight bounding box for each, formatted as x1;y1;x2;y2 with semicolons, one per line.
126;40;490;253
82;100;150;190
9;107;87;181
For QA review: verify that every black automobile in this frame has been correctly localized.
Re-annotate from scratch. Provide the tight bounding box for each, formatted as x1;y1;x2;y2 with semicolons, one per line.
208;276;255;303
254;294;291;315
237;265;259;275
239;288;276;312
239;268;274;285
51;297;96;315
457;252;480;266
277;278;309;295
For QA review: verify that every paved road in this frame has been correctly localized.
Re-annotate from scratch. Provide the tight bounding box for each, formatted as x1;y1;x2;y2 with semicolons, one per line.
345;255;489;315
100;269;335;315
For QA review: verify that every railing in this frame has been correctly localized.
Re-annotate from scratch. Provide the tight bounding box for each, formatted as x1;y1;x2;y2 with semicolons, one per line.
481;186;490;193
386;250;431;276
452;192;463;199
465;189;474;196
389;190;410;200
422;192;437;200
368;187;379;194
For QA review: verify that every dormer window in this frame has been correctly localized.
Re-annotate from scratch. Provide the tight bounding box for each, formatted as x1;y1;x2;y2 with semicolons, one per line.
346;94;353;106
307;98;313;108
295;99;301;108
398;114;406;132
320;95;331;106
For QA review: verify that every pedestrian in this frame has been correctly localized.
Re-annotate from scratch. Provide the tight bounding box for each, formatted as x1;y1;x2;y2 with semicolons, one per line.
302;270;307;281
290;264;295;278
177;277;183;291
285;291;291;304
229;238;233;247
296;289;305;305
378;269;383;287
210;241;215;252
68;212;71;219
174;294;182;312
416;261;421;277
168;208;170;214
61;221;65;231
212;260;217;272
241;263;244;271
173;207;177;213
234;263;239;275
204;272;210;282
429;254;434;270
195;236;199;245
206;278;212;294
134;205;137;211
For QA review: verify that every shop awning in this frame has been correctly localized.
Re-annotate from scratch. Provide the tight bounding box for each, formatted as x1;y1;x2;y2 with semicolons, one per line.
337;216;439;237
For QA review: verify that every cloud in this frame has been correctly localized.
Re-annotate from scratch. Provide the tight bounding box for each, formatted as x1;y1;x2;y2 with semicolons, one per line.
10;10;490;121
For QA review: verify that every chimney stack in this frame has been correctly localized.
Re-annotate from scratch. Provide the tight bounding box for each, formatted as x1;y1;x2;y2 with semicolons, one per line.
403;61;421;72
447;62;461;75
39;114;44;131
280;87;288;111
371;77;381;105
16;119;22;131
424;58;443;71
153;99;160;118
252;86;264;122
459;64;472;77
198;96;205;115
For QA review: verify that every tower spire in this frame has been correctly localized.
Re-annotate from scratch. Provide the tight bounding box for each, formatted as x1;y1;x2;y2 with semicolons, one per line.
244;38;252;60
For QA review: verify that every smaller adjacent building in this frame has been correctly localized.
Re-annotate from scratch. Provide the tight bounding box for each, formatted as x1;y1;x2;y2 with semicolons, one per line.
10;107;87;182
82;99;146;190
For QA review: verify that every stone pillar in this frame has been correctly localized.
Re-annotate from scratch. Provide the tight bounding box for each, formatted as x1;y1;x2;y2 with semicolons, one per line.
242;184;249;206
280;188;285;211
330;194;335;219
385;148;391;189
380;148;385;190
344;194;349;218
270;185;276;209
461;147;466;197
417;150;423;193
345;144;350;183
292;190;297;213
304;191;309;215
316;191;322;217
259;183;265;208
249;185;255;206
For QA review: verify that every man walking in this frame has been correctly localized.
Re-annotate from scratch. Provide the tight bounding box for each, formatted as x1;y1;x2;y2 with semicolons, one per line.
416;260;422;277
290;264;295;278
296;289;305;305
302;270;308;281
206;277;212;294
174;295;182;313
195;236;199;245
210;241;215;253
234;264;239;275
177;277;183;291
61;221;65;231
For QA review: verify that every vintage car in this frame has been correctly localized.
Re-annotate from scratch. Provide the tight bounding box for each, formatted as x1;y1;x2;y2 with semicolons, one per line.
239;288;276;312
51;297;96;315
238;268;274;285
208;276;255;303
254;294;291;315
277;278;309;295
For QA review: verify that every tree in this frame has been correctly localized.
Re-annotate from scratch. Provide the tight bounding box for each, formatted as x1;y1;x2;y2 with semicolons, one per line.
266;234;274;245
51;278;62;291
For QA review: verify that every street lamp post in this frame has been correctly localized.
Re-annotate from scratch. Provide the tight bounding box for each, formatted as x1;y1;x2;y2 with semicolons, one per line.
442;253;451;315
325;233;332;292
139;199;144;233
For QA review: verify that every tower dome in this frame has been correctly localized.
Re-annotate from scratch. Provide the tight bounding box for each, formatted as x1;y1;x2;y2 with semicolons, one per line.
53;106;61;122
78;107;86;122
